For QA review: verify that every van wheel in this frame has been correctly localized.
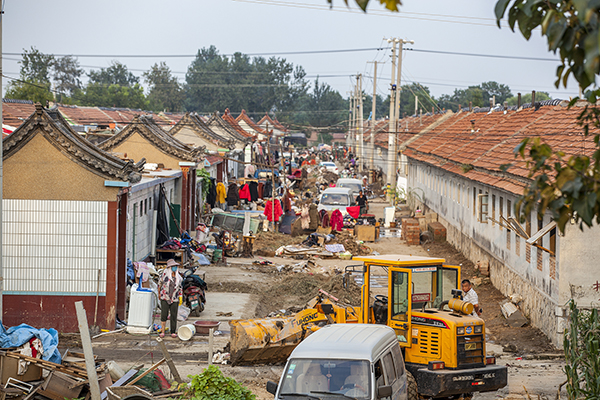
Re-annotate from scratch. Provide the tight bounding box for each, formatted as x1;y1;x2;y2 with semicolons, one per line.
407;371;418;400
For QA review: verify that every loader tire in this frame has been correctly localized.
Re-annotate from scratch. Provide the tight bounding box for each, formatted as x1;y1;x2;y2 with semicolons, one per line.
407;370;418;400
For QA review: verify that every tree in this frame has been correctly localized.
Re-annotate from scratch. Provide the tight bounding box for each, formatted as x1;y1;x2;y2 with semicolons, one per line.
53;55;84;101
184;45;309;114
496;1;600;232
505;91;551;106
5;47;55;104
481;81;512;105
143;62;184;112
398;83;437;116
80;61;147;109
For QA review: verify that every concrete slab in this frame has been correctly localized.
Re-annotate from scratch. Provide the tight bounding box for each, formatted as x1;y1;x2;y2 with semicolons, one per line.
198;292;258;321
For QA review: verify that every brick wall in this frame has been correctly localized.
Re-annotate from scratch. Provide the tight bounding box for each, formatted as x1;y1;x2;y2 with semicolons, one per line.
402;218;420;246
427;221;446;242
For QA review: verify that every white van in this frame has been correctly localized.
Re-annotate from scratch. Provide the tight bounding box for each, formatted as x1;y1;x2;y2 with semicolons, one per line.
267;324;410;400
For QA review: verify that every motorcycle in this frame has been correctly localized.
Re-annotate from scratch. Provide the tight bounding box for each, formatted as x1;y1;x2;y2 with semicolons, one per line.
182;271;207;317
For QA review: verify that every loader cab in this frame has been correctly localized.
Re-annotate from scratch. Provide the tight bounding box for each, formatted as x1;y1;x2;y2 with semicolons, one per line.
353;255;460;347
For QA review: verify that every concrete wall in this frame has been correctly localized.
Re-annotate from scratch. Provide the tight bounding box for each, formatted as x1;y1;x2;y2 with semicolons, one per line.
407;159;569;347
172;127;221;151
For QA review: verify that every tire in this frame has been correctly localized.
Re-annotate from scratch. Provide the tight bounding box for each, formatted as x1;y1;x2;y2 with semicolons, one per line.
407;371;418;400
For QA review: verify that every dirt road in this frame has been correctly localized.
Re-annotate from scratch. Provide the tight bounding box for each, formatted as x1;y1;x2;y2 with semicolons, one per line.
67;197;567;399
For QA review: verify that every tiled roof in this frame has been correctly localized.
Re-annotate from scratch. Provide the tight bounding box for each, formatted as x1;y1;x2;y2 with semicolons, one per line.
98;115;203;162
170;113;234;149
403;101;600;195
2;99;36;129
4;104;144;182
235;109;266;135
222;109;255;138
206;112;250;143
257;114;287;133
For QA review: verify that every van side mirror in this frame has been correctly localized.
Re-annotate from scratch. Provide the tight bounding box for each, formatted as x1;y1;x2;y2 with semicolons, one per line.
266;381;278;395
377;385;393;398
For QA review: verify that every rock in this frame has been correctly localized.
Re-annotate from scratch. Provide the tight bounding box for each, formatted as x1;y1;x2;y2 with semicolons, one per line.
503;343;518;353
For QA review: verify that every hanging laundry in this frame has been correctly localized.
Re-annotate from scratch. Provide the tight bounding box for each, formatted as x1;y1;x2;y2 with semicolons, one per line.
249;181;259;202
264;199;283;222
264;180;273;198
319;209;330;228
239;184;251;201
257;182;264;199
244;164;256;179
206;178;217;208
227;183;239;206
330;209;344;232
216;182;227;206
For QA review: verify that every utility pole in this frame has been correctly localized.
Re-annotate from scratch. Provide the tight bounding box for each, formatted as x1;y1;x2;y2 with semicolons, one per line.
0;3;4;320
393;39;413;181
367;61;379;174
386;39;397;192
347;91;353;149
351;87;356;153
357;74;364;172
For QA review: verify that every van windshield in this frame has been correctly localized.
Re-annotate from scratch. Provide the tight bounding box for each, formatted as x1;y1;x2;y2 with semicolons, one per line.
320;194;350;206
279;359;371;399
337;182;362;194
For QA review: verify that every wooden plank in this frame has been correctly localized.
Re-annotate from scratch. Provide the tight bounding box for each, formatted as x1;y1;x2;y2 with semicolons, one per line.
5;352;87;378
75;301;102;400
157;337;182;383
125;359;166;387
100;369;137;400
526;220;556;244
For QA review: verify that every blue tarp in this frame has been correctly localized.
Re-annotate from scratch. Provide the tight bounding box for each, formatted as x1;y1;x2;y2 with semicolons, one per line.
0;323;61;364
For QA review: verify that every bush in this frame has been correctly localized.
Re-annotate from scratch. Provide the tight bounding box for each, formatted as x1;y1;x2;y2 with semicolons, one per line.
564;300;600;399
186;365;256;400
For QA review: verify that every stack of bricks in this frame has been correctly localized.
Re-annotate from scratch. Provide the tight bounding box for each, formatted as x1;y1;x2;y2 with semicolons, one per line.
402;218;420;245
427;222;447;242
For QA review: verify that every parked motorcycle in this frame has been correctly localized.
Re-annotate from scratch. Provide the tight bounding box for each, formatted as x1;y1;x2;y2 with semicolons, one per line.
182;271;207;317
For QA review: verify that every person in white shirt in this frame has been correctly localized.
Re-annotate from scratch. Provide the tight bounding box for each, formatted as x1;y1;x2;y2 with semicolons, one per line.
461;279;482;318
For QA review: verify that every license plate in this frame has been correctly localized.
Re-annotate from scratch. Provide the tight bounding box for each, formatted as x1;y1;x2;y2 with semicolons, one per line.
465;343;477;351
191;300;199;309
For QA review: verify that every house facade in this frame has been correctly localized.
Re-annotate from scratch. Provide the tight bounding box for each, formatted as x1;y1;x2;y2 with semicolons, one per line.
2;104;144;331
402;101;600;348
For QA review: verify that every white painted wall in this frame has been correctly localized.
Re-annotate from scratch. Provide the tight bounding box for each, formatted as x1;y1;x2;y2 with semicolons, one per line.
2;199;108;295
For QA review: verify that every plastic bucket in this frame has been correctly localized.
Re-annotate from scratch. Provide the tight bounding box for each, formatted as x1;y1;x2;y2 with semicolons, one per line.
178;324;196;341
212;249;223;263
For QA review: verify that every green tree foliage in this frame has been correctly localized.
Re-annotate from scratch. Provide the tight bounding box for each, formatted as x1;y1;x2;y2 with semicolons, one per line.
186;365;255;400
481;81;513;105
398;83;437;116
5;47;55;104
505;91;551;106
184;46;309;114
79;61;147;109
285;78;347;131
53;55;84;101
496;1;600;232
143;62;184;112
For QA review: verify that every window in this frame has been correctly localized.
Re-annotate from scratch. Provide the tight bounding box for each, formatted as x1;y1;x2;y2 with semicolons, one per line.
491;195;496;226
526;213;532;263
139;202;143;217
477;194;489;223
473;187;477;216
390;345;405;377
506;200;512;250
382;353;397;385
537;217;544;271
499;197;504;230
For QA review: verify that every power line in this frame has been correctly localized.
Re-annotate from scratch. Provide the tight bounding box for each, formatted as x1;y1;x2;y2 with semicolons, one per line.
2;47;388;59
406;48;559;62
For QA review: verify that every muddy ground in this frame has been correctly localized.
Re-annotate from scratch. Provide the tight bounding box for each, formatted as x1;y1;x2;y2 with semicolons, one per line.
58;200;565;399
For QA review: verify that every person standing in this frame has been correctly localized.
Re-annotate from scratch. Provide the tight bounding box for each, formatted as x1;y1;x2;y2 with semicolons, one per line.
355;190;368;215
461;279;482;318
159;259;183;338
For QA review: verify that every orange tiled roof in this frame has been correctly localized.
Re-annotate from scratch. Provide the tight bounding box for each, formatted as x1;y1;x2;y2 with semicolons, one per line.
235;109;266;135
403;101;600;195
258;114;288;133
2;99;36;129
223;109;255;138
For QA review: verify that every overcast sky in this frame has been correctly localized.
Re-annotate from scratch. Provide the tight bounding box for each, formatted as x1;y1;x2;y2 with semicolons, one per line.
2;0;581;103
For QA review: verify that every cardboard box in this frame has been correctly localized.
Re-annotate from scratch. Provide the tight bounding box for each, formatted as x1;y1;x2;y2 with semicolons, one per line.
354;225;377;242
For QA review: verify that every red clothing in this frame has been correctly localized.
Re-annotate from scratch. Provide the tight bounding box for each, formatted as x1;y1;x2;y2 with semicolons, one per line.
330;209;343;231
264;199;283;222
346;206;360;219
239;184;251;201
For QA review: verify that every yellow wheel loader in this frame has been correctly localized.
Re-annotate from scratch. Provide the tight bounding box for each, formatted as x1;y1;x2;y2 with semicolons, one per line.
229;254;507;398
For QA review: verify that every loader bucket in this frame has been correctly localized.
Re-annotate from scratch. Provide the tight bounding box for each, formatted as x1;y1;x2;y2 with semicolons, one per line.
229;317;307;365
